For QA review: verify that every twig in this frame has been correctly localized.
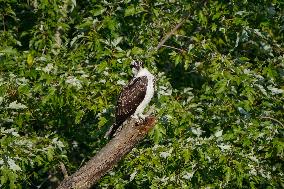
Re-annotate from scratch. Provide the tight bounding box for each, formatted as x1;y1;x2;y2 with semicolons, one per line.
78;158;86;169
260;116;284;127
161;45;185;52
57;116;156;189
37;174;52;188
156;14;191;50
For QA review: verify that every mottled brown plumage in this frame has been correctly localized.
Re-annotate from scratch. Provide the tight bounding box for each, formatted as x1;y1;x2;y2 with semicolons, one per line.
107;76;148;137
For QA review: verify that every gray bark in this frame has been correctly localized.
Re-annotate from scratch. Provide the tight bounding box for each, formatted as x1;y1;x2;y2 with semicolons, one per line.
57;116;156;189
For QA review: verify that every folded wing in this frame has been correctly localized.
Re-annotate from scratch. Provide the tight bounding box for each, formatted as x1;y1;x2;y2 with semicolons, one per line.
116;76;148;124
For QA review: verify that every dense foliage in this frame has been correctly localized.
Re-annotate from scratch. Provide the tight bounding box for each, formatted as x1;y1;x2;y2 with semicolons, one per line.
0;0;283;188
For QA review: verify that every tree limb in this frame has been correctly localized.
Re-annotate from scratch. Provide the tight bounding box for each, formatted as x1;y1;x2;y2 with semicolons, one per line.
260;116;284;127
57;116;156;189
156;14;191;50
160;45;185;52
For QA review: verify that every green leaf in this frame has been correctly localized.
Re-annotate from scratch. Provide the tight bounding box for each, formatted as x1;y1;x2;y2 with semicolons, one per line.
124;5;136;17
91;6;106;16
47;148;54;161
131;47;144;55
75;110;85;124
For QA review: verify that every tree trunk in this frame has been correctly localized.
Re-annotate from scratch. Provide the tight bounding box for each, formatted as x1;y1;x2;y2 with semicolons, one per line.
57;116;156;189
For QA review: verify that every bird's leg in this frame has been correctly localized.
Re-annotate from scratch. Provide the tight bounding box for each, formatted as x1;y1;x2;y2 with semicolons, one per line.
139;114;146;120
137;113;146;122
131;114;142;125
131;113;145;124
131;114;139;120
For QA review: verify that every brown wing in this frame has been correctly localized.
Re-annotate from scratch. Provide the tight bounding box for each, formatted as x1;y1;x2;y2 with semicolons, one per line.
115;76;147;124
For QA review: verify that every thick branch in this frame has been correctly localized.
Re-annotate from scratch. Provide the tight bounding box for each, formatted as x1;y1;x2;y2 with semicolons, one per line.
57;116;156;189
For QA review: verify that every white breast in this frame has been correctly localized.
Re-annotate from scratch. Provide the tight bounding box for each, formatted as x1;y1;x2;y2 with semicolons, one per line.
134;68;155;117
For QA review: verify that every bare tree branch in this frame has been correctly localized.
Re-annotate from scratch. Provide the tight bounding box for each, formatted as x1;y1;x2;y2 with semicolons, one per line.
160;45;185;52
156;14;191;50
57;116;156;189
260;116;284;127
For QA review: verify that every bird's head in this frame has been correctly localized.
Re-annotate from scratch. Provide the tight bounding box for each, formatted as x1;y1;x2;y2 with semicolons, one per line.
130;60;143;75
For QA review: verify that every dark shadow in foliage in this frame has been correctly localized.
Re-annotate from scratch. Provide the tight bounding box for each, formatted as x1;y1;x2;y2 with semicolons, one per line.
5;3;38;51
156;58;204;90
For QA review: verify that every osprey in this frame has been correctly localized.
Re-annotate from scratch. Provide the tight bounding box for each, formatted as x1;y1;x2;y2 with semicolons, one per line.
105;61;155;138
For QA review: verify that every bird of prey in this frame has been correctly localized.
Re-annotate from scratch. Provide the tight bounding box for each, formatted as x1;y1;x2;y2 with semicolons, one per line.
105;61;155;138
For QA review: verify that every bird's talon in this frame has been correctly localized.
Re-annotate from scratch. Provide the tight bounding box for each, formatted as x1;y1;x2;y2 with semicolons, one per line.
131;115;139;119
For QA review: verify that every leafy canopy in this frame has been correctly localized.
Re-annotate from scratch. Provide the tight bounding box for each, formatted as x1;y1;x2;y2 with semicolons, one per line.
0;0;283;188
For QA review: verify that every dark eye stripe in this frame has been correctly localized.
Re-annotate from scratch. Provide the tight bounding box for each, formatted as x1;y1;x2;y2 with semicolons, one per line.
130;61;142;69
